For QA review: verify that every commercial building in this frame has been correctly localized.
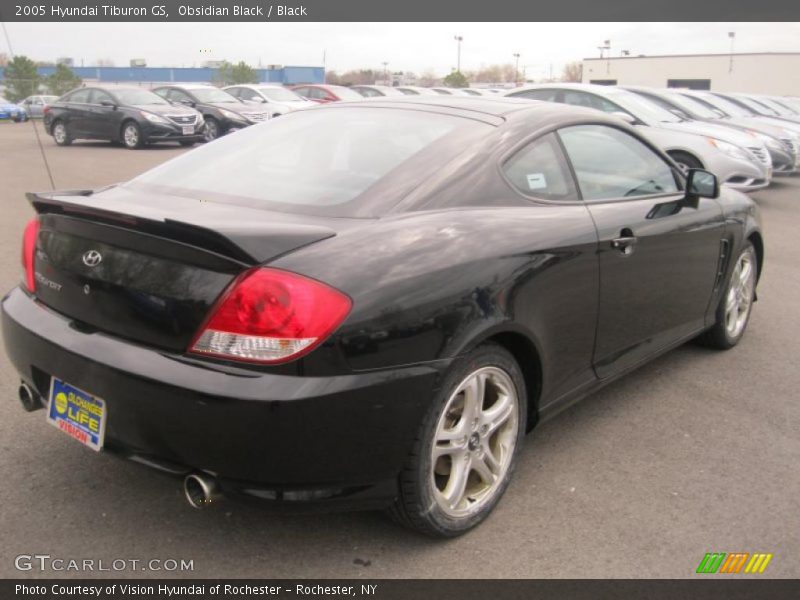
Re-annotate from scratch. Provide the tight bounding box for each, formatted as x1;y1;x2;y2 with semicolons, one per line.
581;53;800;95
0;64;324;88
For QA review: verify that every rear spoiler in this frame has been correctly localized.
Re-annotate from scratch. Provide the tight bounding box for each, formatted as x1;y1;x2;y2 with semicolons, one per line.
28;190;258;265
27;189;339;266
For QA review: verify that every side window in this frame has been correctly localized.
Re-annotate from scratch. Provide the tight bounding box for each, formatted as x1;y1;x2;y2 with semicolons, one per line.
170;90;193;104
308;88;327;100
559;125;680;200
68;89;91;104
241;89;258;101
226;87;241;99
503;133;578;201
512;89;558;102
90;90;113;105
293;87;310;99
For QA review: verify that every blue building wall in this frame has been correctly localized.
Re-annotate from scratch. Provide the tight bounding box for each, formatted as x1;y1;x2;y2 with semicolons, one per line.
0;65;324;86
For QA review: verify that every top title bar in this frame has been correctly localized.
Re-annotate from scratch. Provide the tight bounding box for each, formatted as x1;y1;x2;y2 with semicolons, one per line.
1;0;798;22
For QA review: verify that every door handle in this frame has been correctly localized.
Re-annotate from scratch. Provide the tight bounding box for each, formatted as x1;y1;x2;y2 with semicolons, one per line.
611;236;637;249
611;228;638;255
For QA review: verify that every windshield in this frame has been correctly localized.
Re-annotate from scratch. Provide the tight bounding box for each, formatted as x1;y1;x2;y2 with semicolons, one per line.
663;92;721;119
259;87;304;102
770;98;800;115
732;95;778;116
693;93;754;117
328;86;364;101
192;88;239;103
608;90;684;124
127;107;484;217
114;89;169;105
753;97;793;116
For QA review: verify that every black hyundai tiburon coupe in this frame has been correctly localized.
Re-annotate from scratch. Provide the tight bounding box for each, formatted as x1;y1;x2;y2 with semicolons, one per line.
3;97;763;536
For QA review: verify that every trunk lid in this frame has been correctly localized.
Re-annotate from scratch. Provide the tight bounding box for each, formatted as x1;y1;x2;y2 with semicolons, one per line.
29;185;351;352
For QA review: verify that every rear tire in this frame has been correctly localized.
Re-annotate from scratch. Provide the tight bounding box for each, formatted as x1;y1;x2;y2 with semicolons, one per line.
121;121;143;149
52;121;72;146
389;343;527;537
699;242;758;349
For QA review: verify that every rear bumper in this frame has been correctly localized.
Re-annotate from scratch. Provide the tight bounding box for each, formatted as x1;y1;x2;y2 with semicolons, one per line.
2;287;443;509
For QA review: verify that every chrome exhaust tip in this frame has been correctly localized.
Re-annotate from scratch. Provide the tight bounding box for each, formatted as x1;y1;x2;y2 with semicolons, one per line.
19;383;42;412
183;473;221;509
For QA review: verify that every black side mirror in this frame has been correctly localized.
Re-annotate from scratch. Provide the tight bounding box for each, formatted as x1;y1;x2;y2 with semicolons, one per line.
686;168;719;200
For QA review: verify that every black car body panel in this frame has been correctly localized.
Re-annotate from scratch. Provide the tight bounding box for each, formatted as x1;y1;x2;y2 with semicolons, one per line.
152;85;269;135
3;98;764;508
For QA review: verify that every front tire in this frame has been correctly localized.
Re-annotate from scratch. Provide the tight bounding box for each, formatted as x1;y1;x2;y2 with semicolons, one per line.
700;242;758;349
121;121;144;149
204;118;220;142
52;121;72;146
389;343;527;537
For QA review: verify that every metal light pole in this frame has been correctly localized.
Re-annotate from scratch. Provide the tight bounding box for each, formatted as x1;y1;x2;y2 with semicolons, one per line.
728;31;736;74
513;53;520;85
454;35;463;72
382;61;389;84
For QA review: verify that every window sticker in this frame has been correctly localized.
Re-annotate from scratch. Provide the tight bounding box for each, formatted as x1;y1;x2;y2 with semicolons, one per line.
526;173;547;190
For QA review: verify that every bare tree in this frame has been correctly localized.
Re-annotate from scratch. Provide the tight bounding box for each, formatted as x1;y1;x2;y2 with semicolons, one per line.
561;61;583;83
418;69;440;87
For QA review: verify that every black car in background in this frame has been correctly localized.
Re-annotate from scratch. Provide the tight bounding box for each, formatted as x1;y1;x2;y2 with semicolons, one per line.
152;84;270;141
43;86;205;149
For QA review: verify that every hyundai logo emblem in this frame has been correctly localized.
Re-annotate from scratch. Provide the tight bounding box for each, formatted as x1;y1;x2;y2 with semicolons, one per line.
82;250;103;267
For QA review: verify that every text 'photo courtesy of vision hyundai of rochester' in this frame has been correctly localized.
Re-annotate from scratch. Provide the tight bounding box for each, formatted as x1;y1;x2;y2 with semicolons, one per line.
2;97;763;537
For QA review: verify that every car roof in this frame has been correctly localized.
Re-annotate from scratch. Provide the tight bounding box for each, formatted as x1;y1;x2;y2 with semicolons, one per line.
312;95;604;123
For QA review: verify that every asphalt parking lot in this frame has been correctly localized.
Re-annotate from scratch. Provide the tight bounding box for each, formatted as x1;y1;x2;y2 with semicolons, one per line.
0;121;798;579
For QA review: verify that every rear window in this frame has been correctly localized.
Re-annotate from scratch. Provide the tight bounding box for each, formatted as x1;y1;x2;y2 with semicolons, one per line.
127;107;487;217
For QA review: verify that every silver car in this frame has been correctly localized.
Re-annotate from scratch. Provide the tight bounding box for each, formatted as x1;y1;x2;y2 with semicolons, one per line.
223;84;312;117
678;90;800;171
20;95;59;118
505;84;772;192
623;86;797;175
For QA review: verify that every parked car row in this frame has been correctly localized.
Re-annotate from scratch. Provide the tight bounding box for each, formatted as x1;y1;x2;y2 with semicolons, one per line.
502;83;800;192
38;83;315;148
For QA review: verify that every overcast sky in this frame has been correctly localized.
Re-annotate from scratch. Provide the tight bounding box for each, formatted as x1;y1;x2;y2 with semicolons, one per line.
3;22;799;78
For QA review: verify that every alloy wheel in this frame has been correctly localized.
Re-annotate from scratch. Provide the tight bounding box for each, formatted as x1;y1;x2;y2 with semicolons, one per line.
724;249;756;339
123;125;139;148
430;366;519;518
205;120;219;142
53;123;66;144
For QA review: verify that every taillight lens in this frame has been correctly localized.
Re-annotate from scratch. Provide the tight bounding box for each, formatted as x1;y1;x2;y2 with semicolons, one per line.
21;218;40;292
189;268;352;364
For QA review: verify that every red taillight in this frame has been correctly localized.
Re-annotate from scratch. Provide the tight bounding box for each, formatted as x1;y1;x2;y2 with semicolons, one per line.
189;268;352;364
21;218;40;292
43;106;51;115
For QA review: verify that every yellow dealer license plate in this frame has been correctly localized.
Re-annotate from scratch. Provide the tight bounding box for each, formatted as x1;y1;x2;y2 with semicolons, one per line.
47;378;106;451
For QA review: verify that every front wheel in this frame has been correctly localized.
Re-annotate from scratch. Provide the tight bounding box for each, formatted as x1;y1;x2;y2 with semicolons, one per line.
204;118;220;142
121;122;144;149
52;121;72;146
700;242;758;349
389;343;527;537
